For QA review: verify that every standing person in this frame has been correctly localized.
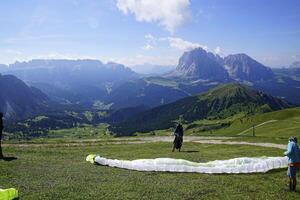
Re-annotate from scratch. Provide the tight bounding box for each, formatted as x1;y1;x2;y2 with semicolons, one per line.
172;124;184;152
0;112;4;159
284;136;300;191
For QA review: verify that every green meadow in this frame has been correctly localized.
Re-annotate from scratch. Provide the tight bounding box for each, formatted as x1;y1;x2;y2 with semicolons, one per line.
1;107;300;199
0;141;299;200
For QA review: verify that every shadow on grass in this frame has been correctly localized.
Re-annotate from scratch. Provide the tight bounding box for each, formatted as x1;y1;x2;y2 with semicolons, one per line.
266;167;286;174
181;150;199;153
1;156;18;161
294;190;300;195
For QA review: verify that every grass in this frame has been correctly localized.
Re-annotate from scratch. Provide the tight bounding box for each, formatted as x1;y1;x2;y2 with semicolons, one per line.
32;116;49;123
5;107;300;146
2;107;300;199
132;107;300;145
145;77;179;88
47;124;110;139
1;141;299;199
180;107;300;140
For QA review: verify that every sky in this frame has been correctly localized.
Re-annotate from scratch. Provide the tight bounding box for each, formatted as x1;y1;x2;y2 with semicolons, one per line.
0;0;299;68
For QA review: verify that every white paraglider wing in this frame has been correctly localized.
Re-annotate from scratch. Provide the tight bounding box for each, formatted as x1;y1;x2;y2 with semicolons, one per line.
86;155;288;174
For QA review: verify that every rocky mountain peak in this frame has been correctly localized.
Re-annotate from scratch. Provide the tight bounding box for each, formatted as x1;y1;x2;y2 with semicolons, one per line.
174;47;229;81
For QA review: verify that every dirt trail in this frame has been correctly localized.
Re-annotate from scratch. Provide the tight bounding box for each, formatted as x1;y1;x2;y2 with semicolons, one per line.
2;136;232;148
193;140;286;149
132;136;286;149
237;120;278;135
3;136;286;150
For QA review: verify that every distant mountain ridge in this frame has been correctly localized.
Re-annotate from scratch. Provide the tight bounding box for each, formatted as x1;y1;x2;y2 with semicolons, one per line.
290;61;300;68
1;51;300;117
0;74;49;121
2;59;138;105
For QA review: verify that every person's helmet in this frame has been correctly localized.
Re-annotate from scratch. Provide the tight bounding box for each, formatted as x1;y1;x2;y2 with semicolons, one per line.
289;136;298;143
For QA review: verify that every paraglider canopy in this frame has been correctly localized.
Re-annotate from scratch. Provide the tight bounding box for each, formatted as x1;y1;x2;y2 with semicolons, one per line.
0;188;18;200
86;154;288;174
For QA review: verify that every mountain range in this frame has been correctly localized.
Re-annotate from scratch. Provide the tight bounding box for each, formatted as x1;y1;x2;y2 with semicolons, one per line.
1;48;300;124
167;48;274;83
1;59;138;106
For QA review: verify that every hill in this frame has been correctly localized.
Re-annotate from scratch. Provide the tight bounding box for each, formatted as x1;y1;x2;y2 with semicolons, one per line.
109;83;291;135
0;74;49;121
203;106;300;138
104;78;189;109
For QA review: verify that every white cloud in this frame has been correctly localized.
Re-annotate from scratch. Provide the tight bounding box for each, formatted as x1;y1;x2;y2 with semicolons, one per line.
110;54;178;66
214;46;221;54
36;52;96;60
258;53;300;67
291;54;300;61
5;49;23;55
214;47;221;54
145;34;156;42
142;44;154;50
3;34;64;44
142;34;207;52
116;0;191;33
163;37;207;51
2;52;98;64
142;34;156;50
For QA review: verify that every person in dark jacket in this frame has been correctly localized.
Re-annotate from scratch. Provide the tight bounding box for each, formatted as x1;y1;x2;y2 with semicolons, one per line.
284;136;300;191
0;112;4;159
172;124;184;152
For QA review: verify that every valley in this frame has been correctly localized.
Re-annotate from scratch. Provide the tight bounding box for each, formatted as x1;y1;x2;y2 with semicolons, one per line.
1;47;300;140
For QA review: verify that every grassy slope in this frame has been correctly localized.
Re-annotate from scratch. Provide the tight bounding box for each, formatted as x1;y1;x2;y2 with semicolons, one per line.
48;124;109;139
110;83;290;135
192;107;300;137
179;107;300;144
1;142;298;200
3;123;110;141
144;77;179;88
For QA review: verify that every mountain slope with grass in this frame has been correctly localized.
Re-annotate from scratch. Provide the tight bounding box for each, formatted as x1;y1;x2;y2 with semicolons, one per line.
202;106;300;138
105;78;189;109
109;83;291;135
0;74;49;121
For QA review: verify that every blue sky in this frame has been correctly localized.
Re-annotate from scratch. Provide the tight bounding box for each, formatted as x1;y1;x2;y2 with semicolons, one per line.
0;0;299;67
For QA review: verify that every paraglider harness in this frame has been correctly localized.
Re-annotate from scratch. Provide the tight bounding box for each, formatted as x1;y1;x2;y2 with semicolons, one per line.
173;125;183;150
